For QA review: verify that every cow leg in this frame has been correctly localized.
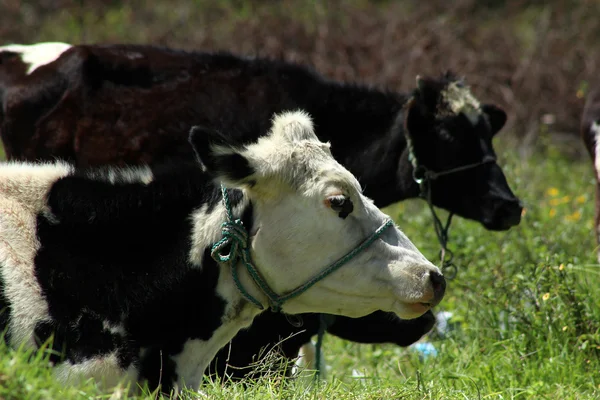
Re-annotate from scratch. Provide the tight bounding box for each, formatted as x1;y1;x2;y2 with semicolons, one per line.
0;197;50;349
293;340;327;382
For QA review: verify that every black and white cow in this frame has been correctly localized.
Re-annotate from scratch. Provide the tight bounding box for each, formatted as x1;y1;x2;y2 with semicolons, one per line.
0;42;518;380
0;111;445;394
0;42;521;229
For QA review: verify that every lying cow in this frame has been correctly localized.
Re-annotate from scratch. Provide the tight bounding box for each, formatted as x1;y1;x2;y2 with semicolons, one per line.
0;42;519;379
581;83;600;261
0;111;444;394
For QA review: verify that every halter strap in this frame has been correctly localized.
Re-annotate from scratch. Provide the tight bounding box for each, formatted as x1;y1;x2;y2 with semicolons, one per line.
211;185;394;312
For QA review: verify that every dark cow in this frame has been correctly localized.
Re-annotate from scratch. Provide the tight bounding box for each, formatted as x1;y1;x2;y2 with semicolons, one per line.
0;43;521;380
0;111;444;394
581;83;600;261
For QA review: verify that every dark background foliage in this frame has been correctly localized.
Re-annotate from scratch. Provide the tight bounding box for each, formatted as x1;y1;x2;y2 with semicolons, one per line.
2;0;598;157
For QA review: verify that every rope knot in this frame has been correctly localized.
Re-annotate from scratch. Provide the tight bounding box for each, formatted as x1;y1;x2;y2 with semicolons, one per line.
211;218;249;263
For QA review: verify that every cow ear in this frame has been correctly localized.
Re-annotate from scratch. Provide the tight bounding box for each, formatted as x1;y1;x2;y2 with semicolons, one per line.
189;125;255;186
481;104;507;136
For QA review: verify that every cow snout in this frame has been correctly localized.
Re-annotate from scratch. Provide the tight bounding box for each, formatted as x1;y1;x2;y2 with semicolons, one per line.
483;197;523;231
429;270;446;307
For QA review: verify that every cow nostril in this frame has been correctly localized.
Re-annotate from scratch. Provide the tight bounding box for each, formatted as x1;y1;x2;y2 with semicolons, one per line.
429;271;446;302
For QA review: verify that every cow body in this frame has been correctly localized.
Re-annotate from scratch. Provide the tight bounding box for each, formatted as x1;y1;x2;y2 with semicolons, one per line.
0;43;522;229
0;111;444;394
0;43;519;381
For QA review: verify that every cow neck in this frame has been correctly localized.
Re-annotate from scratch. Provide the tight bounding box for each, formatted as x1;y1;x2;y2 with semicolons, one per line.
211;185;394;313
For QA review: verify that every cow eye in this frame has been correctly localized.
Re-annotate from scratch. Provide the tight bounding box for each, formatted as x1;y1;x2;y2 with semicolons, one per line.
326;195;354;219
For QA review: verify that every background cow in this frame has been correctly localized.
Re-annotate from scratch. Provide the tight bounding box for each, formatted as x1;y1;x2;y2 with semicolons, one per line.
0;43;522;229
0;42;518;380
0;111;444;394
581;83;600;261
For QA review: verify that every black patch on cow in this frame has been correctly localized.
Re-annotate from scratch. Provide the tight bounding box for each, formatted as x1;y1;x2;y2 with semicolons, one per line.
326;310;436;345
208;308;436;380
0;51;21;65
0;270;11;345
208;309;321;381
138;347;178;393
34;311;130;365
210;152;254;184
33;163;252;389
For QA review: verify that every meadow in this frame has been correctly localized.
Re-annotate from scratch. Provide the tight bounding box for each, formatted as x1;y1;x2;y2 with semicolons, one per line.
0;136;598;399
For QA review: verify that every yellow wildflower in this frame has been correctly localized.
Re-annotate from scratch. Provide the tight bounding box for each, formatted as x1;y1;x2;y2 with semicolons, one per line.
549;209;556;218
566;211;582;222
549;196;571;206
542;293;550;301
546;187;559;197
559;264;564;271
576;195;586;204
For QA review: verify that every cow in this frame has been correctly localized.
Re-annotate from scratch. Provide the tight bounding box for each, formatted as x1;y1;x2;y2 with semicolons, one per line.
0;42;520;380
0;110;445;395
581;83;600;261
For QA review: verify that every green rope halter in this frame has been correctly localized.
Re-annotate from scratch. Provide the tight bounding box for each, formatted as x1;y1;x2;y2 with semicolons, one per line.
210;185;394;312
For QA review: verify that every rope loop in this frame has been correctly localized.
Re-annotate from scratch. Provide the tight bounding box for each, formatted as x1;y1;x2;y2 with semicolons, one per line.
211;219;248;263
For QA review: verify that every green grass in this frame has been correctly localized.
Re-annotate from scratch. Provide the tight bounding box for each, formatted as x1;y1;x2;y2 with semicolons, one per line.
0;138;598;399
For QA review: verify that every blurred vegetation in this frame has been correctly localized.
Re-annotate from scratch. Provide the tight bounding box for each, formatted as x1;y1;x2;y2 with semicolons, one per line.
2;0;599;157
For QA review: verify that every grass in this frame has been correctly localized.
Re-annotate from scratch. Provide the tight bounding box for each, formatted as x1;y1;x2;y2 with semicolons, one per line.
0;136;598;399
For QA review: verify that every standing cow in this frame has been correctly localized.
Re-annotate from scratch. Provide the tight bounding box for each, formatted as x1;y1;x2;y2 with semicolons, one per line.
0;111;444;394
0;43;518;379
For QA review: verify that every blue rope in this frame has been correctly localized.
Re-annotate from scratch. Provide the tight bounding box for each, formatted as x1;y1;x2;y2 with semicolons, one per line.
211;185;395;312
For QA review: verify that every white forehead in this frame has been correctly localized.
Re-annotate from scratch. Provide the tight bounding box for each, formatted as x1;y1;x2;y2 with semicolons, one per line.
438;81;481;124
245;111;363;194
0;42;71;74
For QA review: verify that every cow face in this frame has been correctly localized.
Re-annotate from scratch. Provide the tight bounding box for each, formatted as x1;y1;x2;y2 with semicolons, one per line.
190;111;445;320
404;73;522;231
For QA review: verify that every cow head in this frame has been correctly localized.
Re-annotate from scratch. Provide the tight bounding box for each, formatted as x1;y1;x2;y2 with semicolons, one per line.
190;111;445;320
404;72;522;231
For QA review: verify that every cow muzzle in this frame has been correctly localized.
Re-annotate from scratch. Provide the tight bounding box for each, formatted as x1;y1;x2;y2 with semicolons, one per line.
482;196;523;231
392;265;446;319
